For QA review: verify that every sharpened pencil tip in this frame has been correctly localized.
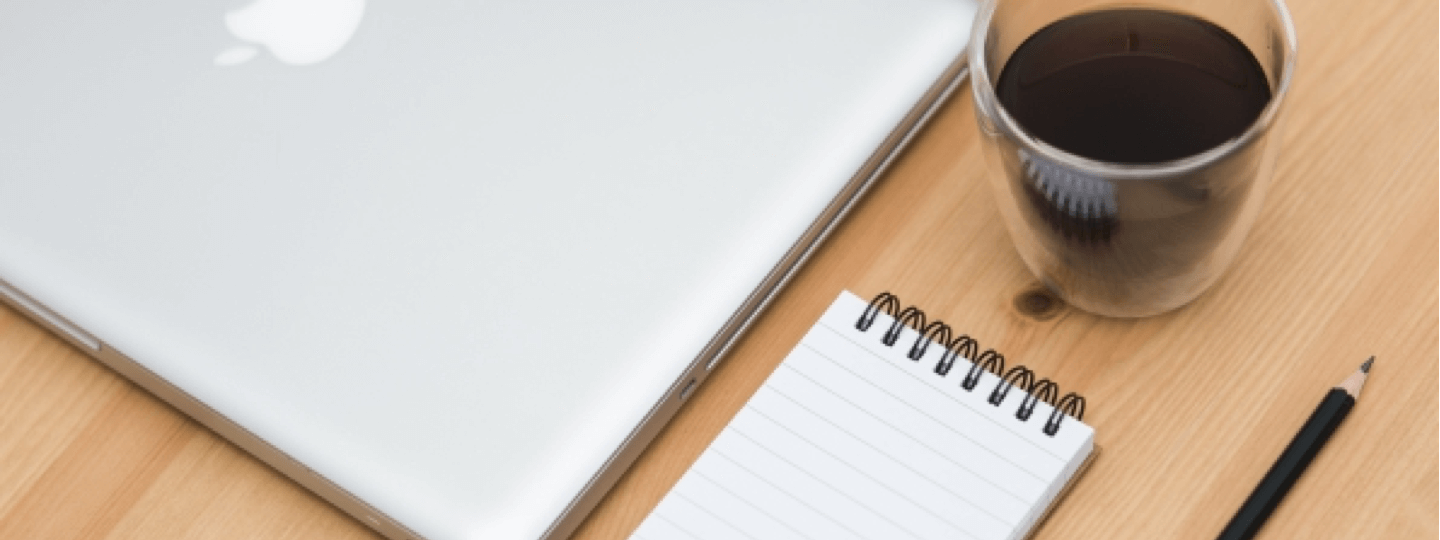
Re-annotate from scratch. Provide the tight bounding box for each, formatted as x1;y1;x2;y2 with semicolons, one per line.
1360;356;1374;373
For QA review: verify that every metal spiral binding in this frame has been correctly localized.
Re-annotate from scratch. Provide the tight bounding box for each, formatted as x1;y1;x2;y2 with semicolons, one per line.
857;291;1087;436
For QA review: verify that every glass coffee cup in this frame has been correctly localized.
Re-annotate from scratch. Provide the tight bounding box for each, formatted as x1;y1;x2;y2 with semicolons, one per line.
970;0;1298;317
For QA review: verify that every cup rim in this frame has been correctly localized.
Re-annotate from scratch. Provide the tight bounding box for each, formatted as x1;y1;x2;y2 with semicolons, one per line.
968;0;1299;180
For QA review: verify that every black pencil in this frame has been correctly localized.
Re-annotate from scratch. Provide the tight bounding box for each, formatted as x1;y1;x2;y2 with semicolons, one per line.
1215;357;1373;540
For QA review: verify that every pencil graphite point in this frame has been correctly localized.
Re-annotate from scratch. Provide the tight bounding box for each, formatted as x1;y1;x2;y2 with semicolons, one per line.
1338;357;1373;398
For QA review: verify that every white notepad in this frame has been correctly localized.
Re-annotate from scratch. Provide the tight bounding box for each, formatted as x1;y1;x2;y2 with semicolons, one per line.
631;291;1096;540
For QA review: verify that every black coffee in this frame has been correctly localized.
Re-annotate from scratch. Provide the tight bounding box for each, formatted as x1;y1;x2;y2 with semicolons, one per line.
996;9;1271;163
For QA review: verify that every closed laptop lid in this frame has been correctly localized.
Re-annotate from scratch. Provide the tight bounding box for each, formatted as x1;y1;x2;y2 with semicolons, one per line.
0;1;974;539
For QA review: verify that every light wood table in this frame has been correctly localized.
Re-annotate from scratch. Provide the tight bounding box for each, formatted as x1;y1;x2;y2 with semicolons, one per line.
1;0;1434;538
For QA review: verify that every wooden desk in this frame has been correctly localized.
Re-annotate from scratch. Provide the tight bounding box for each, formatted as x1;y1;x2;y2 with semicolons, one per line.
1;0;1433;537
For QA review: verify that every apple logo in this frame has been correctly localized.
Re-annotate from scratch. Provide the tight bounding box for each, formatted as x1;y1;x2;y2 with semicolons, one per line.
214;0;366;66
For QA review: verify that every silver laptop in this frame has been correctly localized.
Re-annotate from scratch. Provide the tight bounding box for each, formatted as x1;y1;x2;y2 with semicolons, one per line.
0;1;976;539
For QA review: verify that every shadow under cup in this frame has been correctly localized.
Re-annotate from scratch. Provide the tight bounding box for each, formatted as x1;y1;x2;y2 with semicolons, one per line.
970;0;1299;318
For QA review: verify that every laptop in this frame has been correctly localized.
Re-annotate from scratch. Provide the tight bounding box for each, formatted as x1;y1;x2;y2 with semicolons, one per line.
0;1;976;539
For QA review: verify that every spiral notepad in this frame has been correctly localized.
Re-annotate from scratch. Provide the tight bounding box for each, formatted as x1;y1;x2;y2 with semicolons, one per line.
630;291;1097;540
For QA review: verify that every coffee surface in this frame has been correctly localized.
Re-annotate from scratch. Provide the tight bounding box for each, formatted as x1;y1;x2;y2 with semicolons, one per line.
996;9;1272;163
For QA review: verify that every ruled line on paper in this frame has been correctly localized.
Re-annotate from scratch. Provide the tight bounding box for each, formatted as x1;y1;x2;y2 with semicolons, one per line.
799;337;1063;478
671;491;762;540
762;367;1029;521
721;428;943;540
705;449;867;540
663;458;817;540
690;363;1032;539
649;513;703;540
814;320;1072;463
688;469;817;540
777;351;1048;498
744;402;1004;535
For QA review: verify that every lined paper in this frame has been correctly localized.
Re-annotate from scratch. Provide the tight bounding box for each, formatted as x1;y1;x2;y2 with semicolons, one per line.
632;291;1094;540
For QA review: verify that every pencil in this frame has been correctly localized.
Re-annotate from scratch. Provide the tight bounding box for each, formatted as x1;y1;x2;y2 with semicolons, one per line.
1215;357;1372;540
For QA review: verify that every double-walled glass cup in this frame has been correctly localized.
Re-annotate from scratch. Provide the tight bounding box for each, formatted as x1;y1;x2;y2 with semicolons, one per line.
970;0;1298;317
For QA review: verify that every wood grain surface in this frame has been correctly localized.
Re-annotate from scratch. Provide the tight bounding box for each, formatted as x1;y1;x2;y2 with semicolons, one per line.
1;0;1434;538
